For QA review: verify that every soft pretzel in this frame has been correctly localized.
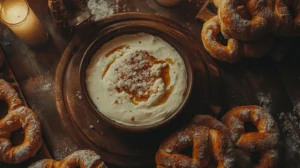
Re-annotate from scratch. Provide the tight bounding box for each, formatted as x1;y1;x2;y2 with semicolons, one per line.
218;0;274;40
192;115;235;167
0;79;22;111
202;16;241;63
0;79;42;164
0;106;42;164
274;0;300;36
222;105;279;168
192;115;232;143
29;150;107;168
155;123;235;168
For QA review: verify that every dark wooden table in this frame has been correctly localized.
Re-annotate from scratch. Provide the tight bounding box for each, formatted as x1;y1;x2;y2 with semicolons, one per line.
1;0;300;167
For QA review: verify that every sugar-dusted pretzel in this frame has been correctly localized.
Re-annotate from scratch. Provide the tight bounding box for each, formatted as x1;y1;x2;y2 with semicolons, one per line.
218;0;274;40
29;150;107;168
0;79;22;111
0;79;42;164
222;105;279;168
155;123;235;168
202;16;241;63
274;0;300;36
0;106;42;164
192;115;233;144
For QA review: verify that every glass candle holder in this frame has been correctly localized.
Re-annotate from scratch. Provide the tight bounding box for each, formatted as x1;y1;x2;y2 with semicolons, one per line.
0;0;48;46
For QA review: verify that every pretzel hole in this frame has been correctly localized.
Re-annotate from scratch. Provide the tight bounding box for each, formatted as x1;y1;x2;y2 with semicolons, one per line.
0;100;8;119
10;128;25;146
216;32;228;45
244;122;258;132
251;152;261;165
179;146;193;158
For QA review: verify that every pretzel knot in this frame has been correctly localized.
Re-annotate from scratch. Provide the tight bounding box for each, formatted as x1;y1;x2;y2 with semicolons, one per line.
274;0;300;36
155;120;235;168
0;79;42;164
29;150;107;168
201;16;241;63
218;0;274;40
222;106;279;168
201;16;274;62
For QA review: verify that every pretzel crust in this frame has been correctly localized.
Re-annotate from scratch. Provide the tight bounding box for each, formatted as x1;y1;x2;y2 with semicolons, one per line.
156;116;235;168
0;79;42;164
29;150;107;168
274;0;300;36
222;105;279;168
201;16;241;63
218;0;274;40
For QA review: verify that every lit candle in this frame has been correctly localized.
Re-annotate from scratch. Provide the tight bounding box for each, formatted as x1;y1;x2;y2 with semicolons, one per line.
0;0;48;46
156;0;182;6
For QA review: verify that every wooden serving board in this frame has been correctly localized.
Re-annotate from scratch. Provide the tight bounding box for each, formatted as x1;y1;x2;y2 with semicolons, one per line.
55;12;221;167
0;47;52;168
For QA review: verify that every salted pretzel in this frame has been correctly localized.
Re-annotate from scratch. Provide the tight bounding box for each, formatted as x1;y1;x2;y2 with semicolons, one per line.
202;16;241;63
0;79;42;164
218;0;274;41
222;105;279;168
155;122;235;168
0;79;22;110
192;115;233;143
274;0;300;36
0;106;42;164
29;150;107;168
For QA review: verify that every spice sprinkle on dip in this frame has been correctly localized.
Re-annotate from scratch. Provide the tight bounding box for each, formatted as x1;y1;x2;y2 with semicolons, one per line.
86;33;187;126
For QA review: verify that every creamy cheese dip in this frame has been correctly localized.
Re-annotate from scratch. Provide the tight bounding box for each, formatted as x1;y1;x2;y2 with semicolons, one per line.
86;33;187;126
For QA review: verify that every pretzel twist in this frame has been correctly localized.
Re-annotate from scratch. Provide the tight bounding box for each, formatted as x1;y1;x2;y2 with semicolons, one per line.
222;106;279;168
0;79;42;164
202;16;274;62
29;150;107;168
218;0;274;40
202;16;241;63
274;0;300;36
0;79;22;110
155;120;235;168
191;115;235;168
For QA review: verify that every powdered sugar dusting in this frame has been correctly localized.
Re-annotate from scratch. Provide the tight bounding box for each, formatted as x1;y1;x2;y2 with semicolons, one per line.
202;16;240;62
293;102;300;120
87;0;115;21
110;50;168;100
279;111;300;166
179;135;191;143
257;92;272;111
0;140;10;154
68;150;102;167
219;0;273;40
